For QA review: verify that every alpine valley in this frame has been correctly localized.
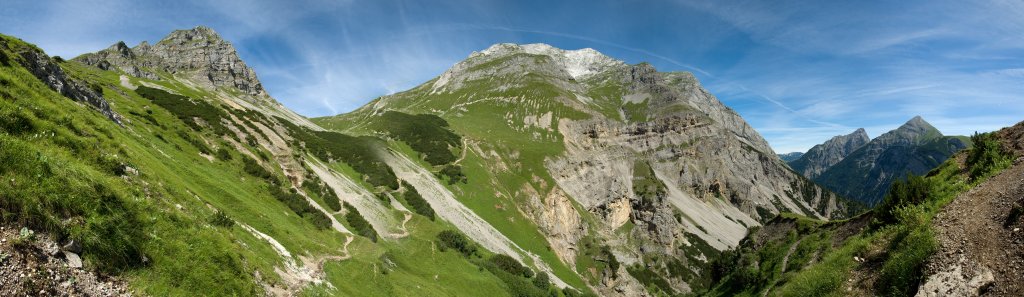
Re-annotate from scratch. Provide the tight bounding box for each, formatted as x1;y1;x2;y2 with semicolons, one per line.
1;26;1021;297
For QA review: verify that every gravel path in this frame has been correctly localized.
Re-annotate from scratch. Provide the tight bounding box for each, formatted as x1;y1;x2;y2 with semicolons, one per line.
918;158;1024;296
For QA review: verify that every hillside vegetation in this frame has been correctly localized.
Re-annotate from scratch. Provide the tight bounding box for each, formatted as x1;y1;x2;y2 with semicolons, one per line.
706;130;1014;296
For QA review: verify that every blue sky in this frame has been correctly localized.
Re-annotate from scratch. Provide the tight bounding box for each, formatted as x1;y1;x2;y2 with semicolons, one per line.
2;0;1022;152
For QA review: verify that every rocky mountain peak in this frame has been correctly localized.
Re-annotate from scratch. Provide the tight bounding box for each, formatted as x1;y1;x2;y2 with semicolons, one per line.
880;116;942;144
472;43;625;79
75;26;267;98
789;128;871;178
108;41;133;59
896;115;937;134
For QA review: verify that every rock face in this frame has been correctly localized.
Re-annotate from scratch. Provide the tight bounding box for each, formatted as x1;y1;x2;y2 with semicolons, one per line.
789;128;870;178
324;43;855;295
815;116;969;206
0;37;122;124
74;26;320;129
75;26;266;98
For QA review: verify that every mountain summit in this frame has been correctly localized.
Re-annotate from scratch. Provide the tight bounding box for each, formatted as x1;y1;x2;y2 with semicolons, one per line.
321;42;854;295
814;116;969;205
789;128;871;178
75;26;266;98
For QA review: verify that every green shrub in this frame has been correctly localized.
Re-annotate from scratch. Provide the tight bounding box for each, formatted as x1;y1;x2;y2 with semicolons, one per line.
303;177;341;212
242;156;274;182
215;147;232;160
532;272;551;291
440;164;467;185
344;203;377;242
268;187;331;230
209;210;234;228
401;181;435;220
437;230;477;257
374;111;461;166
874;174;930;226
490;254;533;278
601;246;619;278
135;86;229;135
177;130;211;154
274;117;399;189
967;132;1012;180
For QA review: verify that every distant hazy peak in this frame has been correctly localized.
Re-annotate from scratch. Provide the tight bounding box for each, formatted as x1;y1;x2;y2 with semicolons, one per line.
471;43;625;79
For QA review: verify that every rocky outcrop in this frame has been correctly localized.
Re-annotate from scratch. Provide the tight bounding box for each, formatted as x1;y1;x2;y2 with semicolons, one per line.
815;116;969;205
789;128;870;178
75;26;266;98
1;38;122;125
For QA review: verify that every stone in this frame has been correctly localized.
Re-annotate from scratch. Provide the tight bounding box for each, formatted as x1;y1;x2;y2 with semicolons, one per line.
65;251;83;268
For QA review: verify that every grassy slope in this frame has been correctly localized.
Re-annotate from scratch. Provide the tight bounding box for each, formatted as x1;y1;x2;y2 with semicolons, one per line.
315;72;594;290
707;131;1012;297
1;34;533;296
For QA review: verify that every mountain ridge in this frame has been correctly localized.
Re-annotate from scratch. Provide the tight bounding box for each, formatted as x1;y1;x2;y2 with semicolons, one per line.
320;41;855;295
789;127;871;178
814;116;969;205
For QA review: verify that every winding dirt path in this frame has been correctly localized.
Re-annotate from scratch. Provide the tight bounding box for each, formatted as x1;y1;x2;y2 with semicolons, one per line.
763;237;804;297
918;159;1024;296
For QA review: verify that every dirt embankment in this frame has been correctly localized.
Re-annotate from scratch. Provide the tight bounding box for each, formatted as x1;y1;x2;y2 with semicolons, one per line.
918;122;1024;297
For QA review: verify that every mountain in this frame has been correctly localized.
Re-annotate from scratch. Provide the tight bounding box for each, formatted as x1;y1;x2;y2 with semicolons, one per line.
707;120;1021;297
0;29;856;297
788;128;870;178
318;43;855;295
777;152;804;162
815;116;969;206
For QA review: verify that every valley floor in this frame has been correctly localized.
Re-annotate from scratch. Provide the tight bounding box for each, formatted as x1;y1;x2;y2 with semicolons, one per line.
919;157;1024;296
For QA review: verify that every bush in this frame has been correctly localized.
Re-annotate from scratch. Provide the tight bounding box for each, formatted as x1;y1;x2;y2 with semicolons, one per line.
242;156;274;182
401;181;435;220
344;203;377;242
967;132;1011;180
135;86;229;135
274;117;399;189
490;254;533;278
440;164;467;185
177;130;211;154
209;210;234;228
374;111;461;166
874;174;930;226
532;272;551;291
437;230;476;257
303;178;341;212
215;147;232;161
269;187;330;230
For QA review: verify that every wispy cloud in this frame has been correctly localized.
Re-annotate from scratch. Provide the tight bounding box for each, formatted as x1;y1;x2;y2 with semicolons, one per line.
2;0;1021;152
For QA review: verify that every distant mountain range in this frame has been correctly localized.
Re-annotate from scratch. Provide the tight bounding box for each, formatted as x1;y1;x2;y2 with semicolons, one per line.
777;152;804;162
787;116;969;205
